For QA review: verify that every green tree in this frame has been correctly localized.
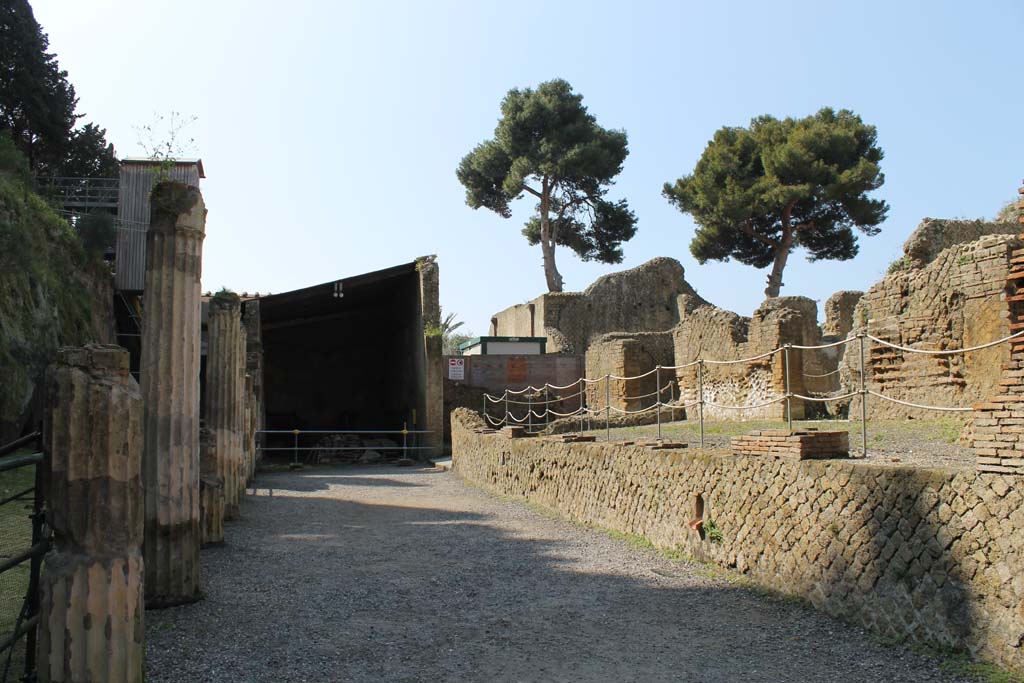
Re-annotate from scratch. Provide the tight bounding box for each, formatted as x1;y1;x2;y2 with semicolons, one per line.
457;79;637;292
0;0;78;172
664;108;888;298
0;1;117;178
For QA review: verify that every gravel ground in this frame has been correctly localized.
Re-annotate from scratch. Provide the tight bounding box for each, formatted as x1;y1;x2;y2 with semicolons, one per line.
145;466;974;683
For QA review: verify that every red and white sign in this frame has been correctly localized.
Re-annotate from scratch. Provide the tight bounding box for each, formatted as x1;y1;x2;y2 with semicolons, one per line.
448;357;465;381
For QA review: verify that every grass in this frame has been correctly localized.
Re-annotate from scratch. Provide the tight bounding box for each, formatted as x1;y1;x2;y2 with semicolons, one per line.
0;456;38;675
589;415;968;450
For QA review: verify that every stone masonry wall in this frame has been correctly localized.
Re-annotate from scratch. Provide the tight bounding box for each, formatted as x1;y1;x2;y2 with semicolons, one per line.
584;332;675;412
840;230;1020;419
490;258;702;354
672;297;822;420
452;408;1024;669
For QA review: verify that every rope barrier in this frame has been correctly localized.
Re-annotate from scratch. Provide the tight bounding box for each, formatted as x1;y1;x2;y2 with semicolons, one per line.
802;368;842;378
866;390;973;413
866;330;1024;355
791;338;852;350
621;384;674;402
545;379;583;391
790;391;859;403
660;360;701;370
609;367;658;381
484;393;506;403
703;348;780;365
705;396;787;410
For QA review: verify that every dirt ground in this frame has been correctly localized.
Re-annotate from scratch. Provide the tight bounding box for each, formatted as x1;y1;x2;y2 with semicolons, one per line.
145;466;977;683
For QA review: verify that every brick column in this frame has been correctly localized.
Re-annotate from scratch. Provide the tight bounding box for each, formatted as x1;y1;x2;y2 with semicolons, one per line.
39;345;144;682
205;291;245;519
418;256;444;455
973;182;1024;476
140;182;205;607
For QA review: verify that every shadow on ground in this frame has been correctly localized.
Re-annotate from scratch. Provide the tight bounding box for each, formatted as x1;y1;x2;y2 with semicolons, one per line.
144;466;973;683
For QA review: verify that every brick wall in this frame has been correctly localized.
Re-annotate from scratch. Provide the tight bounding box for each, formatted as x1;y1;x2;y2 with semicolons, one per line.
584;332;675;412
452;408;1024;668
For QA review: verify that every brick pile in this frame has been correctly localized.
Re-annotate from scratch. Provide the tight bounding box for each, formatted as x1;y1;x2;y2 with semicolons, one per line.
973;182;1024;475
731;429;849;460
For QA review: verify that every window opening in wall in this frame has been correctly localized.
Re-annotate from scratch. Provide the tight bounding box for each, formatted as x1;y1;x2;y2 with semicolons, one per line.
688;493;705;540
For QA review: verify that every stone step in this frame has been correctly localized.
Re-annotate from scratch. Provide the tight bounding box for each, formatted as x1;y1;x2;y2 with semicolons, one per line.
430;457;453;471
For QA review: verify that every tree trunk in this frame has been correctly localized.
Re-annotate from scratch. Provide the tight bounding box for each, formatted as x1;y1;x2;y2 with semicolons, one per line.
764;227;796;298
539;179;564;292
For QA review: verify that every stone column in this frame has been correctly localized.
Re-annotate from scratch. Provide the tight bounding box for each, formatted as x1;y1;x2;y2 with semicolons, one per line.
39;345;144;683
244;373;256;483
140;182;205;607
198;427;224;546
417;256;444;454
205;291;245;520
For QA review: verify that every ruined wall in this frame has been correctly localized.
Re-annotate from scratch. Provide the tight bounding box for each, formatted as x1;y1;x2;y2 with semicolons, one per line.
490;258;701;354
672;297;822;420
442;353;585;442
452;408;1024;669
840;227;1020;419
0;171;116;442
823;291;863;338
584;332;675;412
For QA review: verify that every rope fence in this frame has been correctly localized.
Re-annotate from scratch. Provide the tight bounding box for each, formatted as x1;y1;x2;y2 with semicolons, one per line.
480;329;1024;455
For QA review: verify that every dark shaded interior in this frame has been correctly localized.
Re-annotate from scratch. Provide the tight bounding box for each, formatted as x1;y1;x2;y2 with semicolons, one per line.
260;263;423;437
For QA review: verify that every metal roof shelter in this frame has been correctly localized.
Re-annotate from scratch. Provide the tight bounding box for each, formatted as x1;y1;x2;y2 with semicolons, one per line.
114;158;205;292
257;261;433;438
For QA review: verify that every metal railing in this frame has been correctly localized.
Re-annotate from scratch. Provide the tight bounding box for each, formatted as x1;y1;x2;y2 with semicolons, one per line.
258;427;435;465
35;177;118;210
482;329;1024;456
0;432;48;683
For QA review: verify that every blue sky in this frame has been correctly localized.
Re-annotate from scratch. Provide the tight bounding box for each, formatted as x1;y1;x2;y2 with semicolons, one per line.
32;0;1022;335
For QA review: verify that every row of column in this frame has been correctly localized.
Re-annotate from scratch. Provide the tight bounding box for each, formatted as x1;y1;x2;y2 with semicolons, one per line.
37;182;259;682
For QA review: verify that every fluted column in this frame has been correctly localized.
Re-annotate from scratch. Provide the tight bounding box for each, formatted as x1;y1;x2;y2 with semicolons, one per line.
39;345;144;683
244;373;256;484
140;182;205;607
205;291;244;519
198;427;224;546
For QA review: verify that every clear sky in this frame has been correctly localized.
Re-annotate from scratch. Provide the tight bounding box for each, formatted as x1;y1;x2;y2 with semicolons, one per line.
32;0;1023;336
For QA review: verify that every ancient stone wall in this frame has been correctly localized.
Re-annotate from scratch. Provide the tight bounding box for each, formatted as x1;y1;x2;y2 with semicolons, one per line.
584;332;675;412
490;258;701;354
840;230;1020;419
451;408;1024;669
672;297;822;420
823;291;863;338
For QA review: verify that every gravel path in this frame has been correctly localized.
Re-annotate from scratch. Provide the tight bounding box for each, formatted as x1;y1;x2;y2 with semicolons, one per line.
145;466;972;683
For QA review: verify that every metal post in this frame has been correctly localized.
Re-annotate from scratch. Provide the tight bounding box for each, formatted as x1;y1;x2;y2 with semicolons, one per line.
656;365;662;441
482;395;486;423
783;344;793;431
527;391;533;434
605;374;611;442
579;378;585;434
859;333;868;458
504;391;509;428
403;421;408;455
292;429;299;466
544;385;549;430
697;361;705;448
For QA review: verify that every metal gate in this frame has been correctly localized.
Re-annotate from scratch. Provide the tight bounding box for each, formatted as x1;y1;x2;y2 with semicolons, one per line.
0;431;49;683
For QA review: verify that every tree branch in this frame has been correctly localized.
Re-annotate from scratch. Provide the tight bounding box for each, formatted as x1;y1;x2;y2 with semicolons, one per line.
737;220;777;247
523;184;542;199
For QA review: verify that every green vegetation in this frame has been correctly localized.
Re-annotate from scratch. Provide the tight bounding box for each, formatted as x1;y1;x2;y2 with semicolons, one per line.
995;197;1019;224
704;518;723;544
603;528;655;551
0;132;101;438
0;0;117;177
0;459;38;658
457;79;637;292
664;108;888;298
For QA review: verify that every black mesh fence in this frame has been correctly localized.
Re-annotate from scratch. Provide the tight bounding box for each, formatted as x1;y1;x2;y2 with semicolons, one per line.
0;433;46;683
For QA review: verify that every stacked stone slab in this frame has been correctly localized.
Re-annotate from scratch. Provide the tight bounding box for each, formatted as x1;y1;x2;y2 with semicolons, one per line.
198;427;224;546
39;346;144;682
205;291;245;519
731;430;849;459
140;182;205;607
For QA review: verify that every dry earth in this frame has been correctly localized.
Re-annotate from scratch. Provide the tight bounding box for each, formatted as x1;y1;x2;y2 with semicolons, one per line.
145;465;977;683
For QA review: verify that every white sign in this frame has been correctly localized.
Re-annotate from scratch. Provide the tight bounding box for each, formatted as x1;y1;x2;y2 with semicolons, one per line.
448;358;465;381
